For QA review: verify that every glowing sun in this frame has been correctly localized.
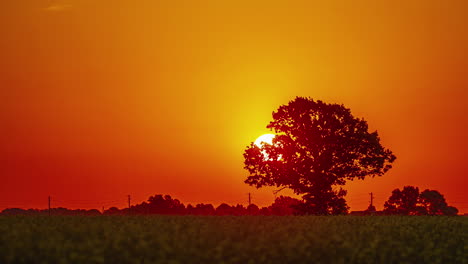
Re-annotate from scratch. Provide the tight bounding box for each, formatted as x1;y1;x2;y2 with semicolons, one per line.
254;134;276;148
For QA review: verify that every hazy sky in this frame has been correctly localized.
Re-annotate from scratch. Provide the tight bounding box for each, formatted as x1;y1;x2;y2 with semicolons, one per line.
1;0;467;212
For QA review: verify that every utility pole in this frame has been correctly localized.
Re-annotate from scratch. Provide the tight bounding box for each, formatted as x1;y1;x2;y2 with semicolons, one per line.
369;192;374;207
48;196;51;216
248;193;251;206
102;206;105;214
128;195;131;209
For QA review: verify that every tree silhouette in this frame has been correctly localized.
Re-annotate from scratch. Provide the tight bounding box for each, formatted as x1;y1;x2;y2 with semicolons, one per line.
419;189;458;216
366;204;377;212
269;196;302;215
383;186;423;215
244;97;396;214
194;203;216;215
247;204;260;215
383;186;459;215
441;206;459;216
259;207;271;215
216;203;233;216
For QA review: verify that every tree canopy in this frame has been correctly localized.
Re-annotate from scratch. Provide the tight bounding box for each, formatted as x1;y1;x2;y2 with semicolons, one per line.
244;97;396;214
383;186;458;215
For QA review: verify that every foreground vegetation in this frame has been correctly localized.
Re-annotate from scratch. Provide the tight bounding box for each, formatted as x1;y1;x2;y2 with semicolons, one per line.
0;216;466;264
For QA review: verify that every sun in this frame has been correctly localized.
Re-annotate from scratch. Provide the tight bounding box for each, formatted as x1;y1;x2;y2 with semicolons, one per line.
254;134;276;148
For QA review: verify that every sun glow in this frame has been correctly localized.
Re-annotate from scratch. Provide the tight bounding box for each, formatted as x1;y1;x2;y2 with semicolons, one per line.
254;134;282;161
254;134;276;148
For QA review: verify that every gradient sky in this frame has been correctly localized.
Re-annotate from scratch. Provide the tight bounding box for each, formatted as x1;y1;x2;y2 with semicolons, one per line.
1;0;467;213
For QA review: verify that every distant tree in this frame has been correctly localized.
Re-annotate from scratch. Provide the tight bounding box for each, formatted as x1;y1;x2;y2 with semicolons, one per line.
442;206;459;216
1;208;31;215
244;97;396;214
366;204;376;212
194;203;215;215
269;196;302;215
216;203;233;216
247;204;260;215
86;209;102;215
2;207;103;216
259;207;271;216
232;204;247;216
383;186;459;215
383;186;423;215
144;194;185;215
104;207;121;215
186;204;195;214
419;189;458;216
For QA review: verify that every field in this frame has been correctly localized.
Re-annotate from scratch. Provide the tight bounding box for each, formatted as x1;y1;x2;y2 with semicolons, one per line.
0;216;466;264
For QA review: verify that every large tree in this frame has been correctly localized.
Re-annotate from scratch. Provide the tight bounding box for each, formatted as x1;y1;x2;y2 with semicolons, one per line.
243;97;396;214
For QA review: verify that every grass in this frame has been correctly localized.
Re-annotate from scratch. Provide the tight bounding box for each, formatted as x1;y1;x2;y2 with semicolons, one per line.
0;215;466;264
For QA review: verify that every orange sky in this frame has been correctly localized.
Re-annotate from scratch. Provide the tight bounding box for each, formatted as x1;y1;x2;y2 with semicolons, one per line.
1;0;467;213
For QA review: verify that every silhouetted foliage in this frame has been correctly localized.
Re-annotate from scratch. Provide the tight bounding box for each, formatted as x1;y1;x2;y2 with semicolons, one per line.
1;207;102;216
122;194;186;215
1;190;458;217
186;204;216;215
419;190;445;215
1;208;39;215
366;204;377;212
259;207;272;216
441;206;459;216
383;186;423;215
246;204;260;215
104;207;122;215
233;204;247;216
244;97;396;214
269;196;302;215
99;194;302;216
215;203;247;216
195;203;216;215
419;189;459;216
215;203;232;215
383;186;458;215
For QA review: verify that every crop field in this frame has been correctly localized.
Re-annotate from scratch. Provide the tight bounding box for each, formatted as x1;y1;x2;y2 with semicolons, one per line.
0;215;466;264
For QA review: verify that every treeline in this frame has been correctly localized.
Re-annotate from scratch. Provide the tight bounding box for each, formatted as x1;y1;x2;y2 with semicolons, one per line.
0;195;302;216
106;195;300;216
0;186;459;216
1;207;101;216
